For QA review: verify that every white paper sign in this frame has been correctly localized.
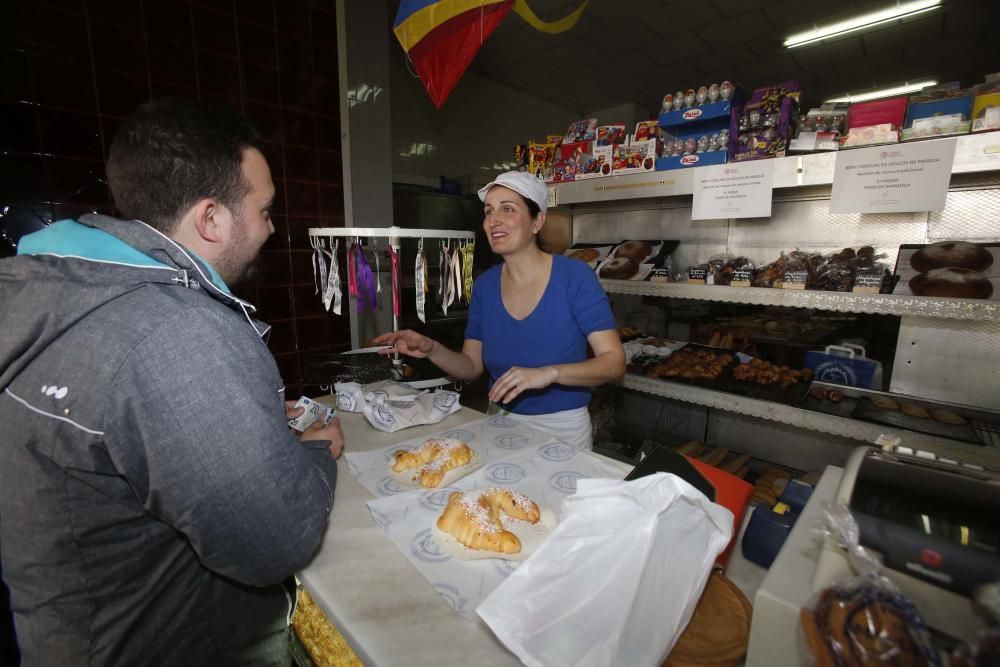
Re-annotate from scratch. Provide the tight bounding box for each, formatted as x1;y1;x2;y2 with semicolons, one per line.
829;138;957;213
691;160;774;220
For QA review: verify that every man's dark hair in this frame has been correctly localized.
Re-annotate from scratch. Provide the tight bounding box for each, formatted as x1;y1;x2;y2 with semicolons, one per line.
107;98;263;234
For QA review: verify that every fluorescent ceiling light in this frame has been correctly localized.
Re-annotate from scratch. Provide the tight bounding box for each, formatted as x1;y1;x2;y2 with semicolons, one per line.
825;79;937;103
784;0;941;48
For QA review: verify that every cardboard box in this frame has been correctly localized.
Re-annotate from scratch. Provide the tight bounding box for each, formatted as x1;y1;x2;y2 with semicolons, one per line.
972;90;1000;132
612;139;656;175
901;91;973;141
843;95;908;147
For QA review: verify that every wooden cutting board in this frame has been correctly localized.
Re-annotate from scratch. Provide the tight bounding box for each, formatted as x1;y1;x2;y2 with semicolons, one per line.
663;571;752;667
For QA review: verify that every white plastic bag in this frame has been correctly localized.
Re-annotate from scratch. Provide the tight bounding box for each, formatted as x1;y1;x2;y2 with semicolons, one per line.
362;388;461;433
334;380;421;413
477;473;733;667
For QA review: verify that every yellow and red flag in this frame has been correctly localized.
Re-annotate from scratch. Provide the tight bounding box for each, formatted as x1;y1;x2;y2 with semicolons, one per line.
393;0;587;108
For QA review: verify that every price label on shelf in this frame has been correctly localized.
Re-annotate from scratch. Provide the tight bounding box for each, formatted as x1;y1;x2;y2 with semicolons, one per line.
730;269;753;287
830;139;957;214
546;186;557;208
691;160;774;220
781;271;809;289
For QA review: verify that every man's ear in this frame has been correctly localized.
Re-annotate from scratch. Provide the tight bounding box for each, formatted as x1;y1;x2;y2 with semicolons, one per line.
188;198;229;243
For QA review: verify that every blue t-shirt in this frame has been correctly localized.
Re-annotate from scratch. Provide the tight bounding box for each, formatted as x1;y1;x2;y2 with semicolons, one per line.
465;254;616;415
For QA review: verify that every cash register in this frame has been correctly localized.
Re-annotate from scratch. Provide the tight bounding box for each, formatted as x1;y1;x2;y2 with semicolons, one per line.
812;445;1000;644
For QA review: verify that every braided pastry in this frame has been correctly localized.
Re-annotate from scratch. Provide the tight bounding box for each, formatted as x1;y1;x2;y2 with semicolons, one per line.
391;438;473;488
436;488;540;554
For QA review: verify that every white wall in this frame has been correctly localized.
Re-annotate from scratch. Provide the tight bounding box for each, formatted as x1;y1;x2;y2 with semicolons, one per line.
390;50;580;192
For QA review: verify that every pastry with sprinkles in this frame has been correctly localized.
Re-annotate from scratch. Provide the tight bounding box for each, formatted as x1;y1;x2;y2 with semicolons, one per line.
436;488;540;554
391;438;473;488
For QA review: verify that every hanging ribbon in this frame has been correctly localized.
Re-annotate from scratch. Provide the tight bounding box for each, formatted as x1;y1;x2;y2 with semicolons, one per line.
373;238;382;294
389;245;401;318
321;239;335;312
347;242;358;298
461;239;475;303
415;239;427;324
441;242;452;316
354;244;377;312
330;239;342;315
450;246;462;309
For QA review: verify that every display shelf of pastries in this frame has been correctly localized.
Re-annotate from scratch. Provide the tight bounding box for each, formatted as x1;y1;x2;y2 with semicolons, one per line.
600;279;1000;322
621;373;1000;471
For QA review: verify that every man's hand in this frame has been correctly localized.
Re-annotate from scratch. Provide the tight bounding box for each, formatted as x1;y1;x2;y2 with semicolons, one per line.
285;400;305;421
301;417;345;459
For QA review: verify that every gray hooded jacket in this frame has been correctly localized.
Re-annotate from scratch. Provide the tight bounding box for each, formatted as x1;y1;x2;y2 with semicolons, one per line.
0;214;337;665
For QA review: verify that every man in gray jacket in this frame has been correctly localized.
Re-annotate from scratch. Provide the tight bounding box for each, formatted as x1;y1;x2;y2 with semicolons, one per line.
0;98;344;664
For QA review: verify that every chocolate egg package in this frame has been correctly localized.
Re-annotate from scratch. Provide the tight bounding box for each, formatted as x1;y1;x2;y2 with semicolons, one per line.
658;81;742;170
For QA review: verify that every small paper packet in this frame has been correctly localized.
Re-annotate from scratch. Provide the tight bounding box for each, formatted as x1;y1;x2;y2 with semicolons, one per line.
288;396;336;432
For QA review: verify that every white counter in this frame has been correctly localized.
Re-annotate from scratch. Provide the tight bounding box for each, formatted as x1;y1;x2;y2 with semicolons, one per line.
298;404;774;666
298;406;531;666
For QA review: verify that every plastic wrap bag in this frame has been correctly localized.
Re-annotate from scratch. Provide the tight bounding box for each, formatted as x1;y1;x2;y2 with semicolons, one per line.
334;379;421;413
477;473;733;667
800;504;941;667
362;388;461;433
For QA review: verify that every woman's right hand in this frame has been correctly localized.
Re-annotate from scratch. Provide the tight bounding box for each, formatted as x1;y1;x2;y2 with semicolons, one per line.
372;329;436;358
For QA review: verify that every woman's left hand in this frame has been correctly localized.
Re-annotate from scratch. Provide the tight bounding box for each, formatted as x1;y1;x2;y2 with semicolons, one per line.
488;366;558;405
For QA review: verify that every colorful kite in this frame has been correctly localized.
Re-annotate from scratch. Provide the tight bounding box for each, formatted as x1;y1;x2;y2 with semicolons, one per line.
393;0;588;108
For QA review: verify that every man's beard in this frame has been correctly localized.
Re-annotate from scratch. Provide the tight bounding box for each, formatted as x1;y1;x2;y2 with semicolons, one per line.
215;208;262;287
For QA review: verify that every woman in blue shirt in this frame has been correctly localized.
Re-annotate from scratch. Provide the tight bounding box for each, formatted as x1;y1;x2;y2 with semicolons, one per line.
374;171;625;449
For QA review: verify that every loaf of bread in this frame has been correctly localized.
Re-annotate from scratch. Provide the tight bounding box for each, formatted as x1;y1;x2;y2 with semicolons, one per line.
436;488;540;554
909;241;993;273
909;267;993;299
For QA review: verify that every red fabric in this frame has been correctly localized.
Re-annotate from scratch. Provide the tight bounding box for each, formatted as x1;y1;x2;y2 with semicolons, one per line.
408;1;513;107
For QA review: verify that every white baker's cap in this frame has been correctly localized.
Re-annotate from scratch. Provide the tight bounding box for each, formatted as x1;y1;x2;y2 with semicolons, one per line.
477;170;548;214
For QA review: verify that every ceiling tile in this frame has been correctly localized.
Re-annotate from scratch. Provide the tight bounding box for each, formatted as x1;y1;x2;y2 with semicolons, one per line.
861;14;942;55
645;3;722;36
697;10;771;51
790;38;864;72
710;0;775;18
641;33;711;65
594;22;660;54
694;43;757;76
738;54;803;90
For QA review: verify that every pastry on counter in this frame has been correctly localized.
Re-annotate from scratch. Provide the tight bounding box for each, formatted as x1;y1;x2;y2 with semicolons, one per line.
391;438;473;488
436;488;540;554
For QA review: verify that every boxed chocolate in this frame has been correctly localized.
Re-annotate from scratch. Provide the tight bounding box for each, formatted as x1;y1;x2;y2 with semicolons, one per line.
901;85;973;141
892;241;998;300
562;118;597;144
612;139;656;175
574;145;614;180
972;88;1000;133
790;103;848;152
842;95;908;147
732;82;800;161
596;124;626;147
